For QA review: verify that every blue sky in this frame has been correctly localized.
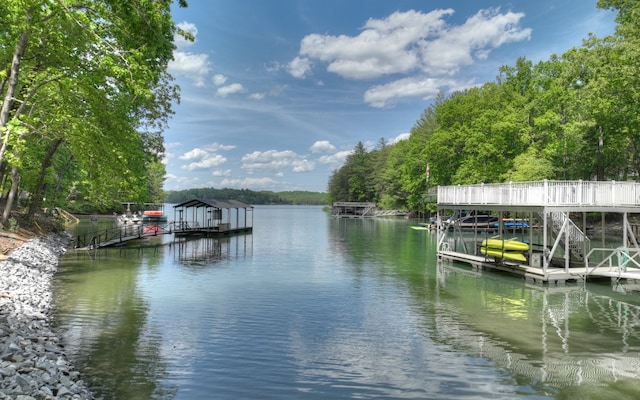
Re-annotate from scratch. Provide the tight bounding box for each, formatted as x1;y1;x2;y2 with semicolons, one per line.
164;0;616;193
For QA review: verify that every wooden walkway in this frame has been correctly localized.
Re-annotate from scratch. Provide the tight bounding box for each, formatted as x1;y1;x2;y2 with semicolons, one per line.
74;224;172;250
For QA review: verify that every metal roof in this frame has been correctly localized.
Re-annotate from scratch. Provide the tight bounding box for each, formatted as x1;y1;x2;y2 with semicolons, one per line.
173;198;253;209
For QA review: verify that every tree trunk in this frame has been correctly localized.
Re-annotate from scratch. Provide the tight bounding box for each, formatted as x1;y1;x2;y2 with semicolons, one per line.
598;125;605;180
1;165;21;227
27;138;63;220
49;154;74;214
0;30;29;169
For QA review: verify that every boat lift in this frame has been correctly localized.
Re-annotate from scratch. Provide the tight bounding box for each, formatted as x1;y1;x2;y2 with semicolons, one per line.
436;180;640;284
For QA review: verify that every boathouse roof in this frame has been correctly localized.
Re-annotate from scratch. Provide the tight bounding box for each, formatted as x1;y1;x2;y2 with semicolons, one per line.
173;198;253;209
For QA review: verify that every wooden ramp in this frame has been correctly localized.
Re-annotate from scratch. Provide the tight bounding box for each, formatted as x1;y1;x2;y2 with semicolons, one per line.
74;225;172;250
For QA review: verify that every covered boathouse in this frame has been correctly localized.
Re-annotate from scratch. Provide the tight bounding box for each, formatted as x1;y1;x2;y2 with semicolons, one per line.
172;198;253;237
436;180;640;284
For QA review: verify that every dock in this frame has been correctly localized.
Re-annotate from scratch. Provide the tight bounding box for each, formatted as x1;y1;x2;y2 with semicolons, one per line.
436;180;640;284
74;198;254;249
172;198;253;237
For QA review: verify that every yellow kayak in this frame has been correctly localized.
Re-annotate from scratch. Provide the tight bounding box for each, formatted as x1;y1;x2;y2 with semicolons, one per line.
481;239;529;252
480;247;527;262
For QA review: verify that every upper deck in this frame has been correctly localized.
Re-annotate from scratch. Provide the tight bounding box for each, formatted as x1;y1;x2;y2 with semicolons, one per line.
437;180;640;212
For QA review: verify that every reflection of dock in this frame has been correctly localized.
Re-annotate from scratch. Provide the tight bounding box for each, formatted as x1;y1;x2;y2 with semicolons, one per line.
170;235;252;265
435;261;640;388
437;180;640;283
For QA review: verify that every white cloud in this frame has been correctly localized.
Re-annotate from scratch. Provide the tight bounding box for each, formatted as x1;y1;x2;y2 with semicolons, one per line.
389;133;410;144
241;150;315;173
318;150;352;165
364;76;452;107
166;175;202;191
310;140;337;154
294;9;452;80
264;61;282;73
169;22;211;87
290;7;531;107
168;52;210;87
213;74;228;85
212;169;232;177
217;83;245;97
292;159;315;172
182;154;227;171
249;92;266;100
179;148;209;161
202;143;236;152
179;146;229;171
219;177;279;190
288;56;313;79
420;8;532;74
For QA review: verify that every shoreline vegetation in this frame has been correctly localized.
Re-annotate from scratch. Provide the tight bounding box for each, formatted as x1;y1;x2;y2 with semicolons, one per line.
164;188;328;206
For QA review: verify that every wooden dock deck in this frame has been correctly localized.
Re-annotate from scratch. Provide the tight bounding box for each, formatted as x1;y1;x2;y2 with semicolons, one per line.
174;226;253;237
438;250;640;284
74;225;171;250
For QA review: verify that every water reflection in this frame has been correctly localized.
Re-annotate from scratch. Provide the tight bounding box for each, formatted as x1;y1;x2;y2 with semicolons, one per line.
432;262;640;396
169;235;253;267
329;216;640;398
55;211;640;399
53;250;177;399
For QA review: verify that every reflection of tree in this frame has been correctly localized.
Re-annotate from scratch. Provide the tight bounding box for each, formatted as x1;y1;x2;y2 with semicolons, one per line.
328;217;640;396
431;262;640;393
52;250;177;399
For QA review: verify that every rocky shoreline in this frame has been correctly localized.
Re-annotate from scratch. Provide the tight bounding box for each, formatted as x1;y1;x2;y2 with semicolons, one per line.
0;233;93;399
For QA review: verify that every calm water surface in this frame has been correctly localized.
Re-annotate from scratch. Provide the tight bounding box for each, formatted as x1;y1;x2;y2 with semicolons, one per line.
52;206;640;399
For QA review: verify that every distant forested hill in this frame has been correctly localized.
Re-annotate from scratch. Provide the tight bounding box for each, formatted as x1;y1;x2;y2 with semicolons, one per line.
164;188;328;205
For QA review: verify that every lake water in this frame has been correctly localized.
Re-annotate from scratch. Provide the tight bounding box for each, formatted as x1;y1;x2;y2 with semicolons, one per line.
52;206;640;399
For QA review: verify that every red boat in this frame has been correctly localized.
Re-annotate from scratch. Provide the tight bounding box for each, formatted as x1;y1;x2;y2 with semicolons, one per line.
143;210;164;217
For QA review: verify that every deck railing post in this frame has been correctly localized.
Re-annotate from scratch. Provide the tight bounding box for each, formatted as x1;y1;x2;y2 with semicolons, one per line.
612;180;616;206
577;180;582;205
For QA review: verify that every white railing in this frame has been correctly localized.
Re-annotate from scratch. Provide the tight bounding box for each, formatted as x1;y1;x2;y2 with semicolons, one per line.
438;180;640;207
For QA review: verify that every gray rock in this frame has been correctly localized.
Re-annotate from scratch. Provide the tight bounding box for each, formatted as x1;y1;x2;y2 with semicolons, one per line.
0;233;94;399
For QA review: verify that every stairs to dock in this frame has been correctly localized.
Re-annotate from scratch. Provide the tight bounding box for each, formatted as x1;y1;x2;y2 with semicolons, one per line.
545;211;590;262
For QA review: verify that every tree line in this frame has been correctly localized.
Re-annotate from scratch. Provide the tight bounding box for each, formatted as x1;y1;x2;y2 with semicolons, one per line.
0;0;189;226
328;0;639;213
165;188;328;205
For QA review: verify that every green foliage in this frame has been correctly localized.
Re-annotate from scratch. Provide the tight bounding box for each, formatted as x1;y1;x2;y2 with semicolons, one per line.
0;0;189;222
165;188;328;205
5;217;18;232
328;2;640;212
